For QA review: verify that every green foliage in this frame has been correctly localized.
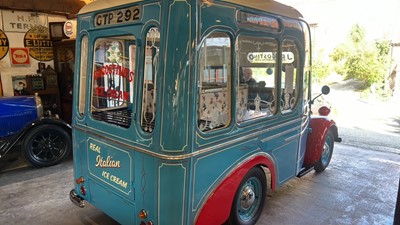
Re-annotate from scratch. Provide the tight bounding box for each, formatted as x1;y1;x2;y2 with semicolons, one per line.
312;49;331;83
349;24;366;44
330;24;391;88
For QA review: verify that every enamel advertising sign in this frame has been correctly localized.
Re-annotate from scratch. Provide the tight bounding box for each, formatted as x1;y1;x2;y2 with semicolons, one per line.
0;29;9;60
24;25;54;61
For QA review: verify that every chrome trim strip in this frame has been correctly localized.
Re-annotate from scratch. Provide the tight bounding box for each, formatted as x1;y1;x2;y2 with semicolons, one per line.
284;133;300;143
261;126;299;143
196;117;302;147
74;117;302;160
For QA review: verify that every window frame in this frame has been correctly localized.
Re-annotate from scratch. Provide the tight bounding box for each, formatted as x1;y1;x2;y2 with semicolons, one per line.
197;31;233;133
89;35;138;128
235;33;279;123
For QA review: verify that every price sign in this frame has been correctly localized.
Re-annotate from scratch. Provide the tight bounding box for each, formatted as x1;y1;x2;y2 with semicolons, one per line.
95;6;141;27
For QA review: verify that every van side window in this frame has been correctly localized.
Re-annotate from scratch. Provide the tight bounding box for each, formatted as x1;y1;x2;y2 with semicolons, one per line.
90;36;136;128
197;32;232;132
236;35;278;122
141;27;160;133
281;39;299;113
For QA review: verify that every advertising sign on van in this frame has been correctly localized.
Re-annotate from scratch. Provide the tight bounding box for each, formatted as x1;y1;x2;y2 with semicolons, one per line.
247;52;294;64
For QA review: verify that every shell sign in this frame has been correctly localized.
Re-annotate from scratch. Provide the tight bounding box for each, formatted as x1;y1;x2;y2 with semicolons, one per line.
24;25;54;61
10;48;30;65
0;29;9;60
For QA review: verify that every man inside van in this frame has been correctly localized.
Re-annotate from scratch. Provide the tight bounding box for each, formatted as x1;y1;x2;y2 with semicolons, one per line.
243;67;256;85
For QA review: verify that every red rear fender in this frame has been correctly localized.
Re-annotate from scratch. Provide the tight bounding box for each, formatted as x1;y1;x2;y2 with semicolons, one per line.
304;116;334;166
195;154;276;225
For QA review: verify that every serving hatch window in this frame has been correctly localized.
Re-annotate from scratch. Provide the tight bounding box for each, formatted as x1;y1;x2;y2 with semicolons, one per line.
91;36;136;128
236;35;278;122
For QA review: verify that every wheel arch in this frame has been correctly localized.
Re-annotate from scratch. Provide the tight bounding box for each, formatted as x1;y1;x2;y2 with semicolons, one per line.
195;153;276;225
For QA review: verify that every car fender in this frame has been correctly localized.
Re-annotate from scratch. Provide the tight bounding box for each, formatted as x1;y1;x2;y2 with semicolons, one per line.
195;153;276;225
0;116;71;158
303;115;336;166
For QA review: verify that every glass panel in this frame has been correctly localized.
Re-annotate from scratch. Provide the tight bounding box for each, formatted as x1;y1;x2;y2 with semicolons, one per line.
198;32;231;132
141;27;160;133
281;39;299;113
302;21;311;103
91;36;136;128
78;36;88;115
236;35;277;122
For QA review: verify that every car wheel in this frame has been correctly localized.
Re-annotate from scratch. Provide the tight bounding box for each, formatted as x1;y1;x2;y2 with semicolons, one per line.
314;130;334;172
23;124;71;167
228;167;266;225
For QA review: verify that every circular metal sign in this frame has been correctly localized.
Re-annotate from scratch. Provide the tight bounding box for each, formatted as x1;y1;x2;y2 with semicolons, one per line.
0;29;9;60
24;25;54;61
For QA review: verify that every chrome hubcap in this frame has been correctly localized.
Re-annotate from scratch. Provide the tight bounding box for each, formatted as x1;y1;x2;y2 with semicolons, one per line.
240;185;255;210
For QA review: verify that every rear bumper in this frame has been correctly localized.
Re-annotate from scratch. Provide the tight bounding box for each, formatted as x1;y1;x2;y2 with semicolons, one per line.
69;189;85;208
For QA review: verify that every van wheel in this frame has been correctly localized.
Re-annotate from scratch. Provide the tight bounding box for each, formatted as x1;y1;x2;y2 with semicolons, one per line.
314;130;334;172
228;167;266;225
23;124;71;167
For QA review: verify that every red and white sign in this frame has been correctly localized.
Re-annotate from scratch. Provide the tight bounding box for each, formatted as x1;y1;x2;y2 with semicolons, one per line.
63;20;76;38
10;48;30;65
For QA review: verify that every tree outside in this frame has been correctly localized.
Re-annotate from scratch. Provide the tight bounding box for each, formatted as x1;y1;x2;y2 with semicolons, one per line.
330;24;392;98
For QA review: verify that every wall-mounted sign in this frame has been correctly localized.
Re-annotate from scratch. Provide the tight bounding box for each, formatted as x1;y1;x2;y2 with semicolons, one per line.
63;20;76;38
0;29;9;60
10;48;30;65
31;77;45;91
2;11;48;33
24;25;54;61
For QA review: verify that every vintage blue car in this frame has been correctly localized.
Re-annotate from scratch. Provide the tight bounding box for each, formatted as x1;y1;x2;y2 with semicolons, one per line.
0;94;71;167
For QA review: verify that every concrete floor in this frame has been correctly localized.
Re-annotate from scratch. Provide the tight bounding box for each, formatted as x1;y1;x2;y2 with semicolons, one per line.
0;143;399;225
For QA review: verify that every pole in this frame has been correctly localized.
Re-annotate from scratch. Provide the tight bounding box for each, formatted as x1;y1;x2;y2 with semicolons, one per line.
394;177;400;225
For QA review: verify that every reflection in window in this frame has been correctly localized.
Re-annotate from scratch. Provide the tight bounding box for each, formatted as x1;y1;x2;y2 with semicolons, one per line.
236;35;277;122
281;40;299;113
78;36;88;115
91;36;136;128
197;32;231;132
141;27;160;133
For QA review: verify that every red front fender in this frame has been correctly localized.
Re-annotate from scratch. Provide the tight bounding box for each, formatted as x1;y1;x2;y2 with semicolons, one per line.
304;116;334;166
195;154;276;225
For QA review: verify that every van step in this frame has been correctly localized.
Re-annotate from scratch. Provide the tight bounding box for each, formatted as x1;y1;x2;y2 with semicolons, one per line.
297;166;314;177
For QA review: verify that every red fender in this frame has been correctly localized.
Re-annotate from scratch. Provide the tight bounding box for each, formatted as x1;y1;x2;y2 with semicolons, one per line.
195;154;276;225
304;116;333;166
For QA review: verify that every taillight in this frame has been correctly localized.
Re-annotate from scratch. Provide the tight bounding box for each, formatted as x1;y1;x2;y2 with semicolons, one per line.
76;177;85;184
76;176;86;196
138;209;148;219
80;186;87;195
138;209;153;225
318;106;331;116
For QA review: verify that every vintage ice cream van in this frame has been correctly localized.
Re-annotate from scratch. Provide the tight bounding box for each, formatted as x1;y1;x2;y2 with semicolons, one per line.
69;0;341;224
